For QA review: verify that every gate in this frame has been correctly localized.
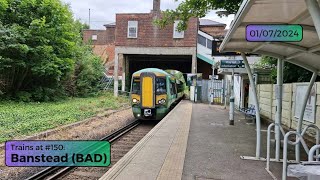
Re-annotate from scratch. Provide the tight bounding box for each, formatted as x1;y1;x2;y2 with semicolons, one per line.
210;80;224;104
200;80;224;104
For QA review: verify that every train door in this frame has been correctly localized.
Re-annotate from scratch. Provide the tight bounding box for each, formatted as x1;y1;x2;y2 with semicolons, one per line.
141;73;155;109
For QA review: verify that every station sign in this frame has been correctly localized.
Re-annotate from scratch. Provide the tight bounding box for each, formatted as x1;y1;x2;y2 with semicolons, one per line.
220;60;245;68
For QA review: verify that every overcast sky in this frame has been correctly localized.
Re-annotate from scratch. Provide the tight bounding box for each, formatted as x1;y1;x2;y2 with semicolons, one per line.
61;0;235;30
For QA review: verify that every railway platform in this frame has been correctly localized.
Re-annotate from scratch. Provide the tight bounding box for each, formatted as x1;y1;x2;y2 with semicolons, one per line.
100;101;292;180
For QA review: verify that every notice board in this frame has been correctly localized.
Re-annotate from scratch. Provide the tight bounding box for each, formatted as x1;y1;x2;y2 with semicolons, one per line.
294;84;316;123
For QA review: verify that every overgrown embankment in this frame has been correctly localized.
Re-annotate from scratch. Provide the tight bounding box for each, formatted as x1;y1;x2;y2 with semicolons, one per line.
0;92;129;143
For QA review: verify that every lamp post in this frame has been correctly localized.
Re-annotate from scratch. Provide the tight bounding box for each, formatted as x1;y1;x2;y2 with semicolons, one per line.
229;68;235;125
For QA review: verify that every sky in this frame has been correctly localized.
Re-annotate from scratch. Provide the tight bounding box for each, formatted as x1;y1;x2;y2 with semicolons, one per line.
61;0;235;30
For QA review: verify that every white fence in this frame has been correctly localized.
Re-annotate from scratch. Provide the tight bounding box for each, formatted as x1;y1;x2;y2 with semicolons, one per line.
257;82;320;137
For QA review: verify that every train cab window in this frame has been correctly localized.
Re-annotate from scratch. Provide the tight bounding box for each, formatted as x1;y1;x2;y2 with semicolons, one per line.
156;78;166;95
132;78;140;94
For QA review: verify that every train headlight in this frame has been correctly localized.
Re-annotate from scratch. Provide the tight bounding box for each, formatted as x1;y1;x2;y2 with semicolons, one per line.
158;99;166;104
132;99;138;103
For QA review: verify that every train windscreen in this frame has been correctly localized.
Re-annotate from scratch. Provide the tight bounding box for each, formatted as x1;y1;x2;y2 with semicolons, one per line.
155;78;166;95
132;78;140;94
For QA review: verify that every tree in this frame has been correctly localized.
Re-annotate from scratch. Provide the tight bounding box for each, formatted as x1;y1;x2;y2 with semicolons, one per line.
255;56;320;83
155;0;242;30
157;0;317;83
0;0;104;101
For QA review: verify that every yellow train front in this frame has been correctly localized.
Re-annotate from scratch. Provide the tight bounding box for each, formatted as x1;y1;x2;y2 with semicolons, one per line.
130;68;185;120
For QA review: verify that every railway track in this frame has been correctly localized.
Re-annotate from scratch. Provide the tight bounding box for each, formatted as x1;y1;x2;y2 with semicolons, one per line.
26;120;157;180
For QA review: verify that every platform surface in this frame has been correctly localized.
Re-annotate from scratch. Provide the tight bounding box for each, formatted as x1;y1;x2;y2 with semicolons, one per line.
101;102;300;180
100;100;192;180
183;103;279;180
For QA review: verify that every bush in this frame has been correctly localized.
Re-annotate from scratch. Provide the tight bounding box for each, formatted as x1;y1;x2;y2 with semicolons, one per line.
16;91;32;102
65;45;104;97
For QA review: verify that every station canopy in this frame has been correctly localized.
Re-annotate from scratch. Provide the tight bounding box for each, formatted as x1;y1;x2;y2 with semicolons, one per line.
220;0;320;73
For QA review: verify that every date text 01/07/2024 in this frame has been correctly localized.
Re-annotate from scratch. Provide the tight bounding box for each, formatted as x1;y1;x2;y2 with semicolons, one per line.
246;24;303;42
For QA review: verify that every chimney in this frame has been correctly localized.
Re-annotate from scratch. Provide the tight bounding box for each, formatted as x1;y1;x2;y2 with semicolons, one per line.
152;0;160;13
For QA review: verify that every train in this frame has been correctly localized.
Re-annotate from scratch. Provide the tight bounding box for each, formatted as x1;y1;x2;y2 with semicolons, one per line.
130;68;186;120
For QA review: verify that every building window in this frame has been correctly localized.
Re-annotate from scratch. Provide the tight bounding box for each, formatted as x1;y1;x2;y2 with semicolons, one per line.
198;34;213;49
128;21;138;38
92;35;98;40
198;35;206;47
173;20;184;39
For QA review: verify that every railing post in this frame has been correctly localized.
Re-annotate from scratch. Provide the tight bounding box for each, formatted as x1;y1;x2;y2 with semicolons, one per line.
266;123;275;170
282;132;293;180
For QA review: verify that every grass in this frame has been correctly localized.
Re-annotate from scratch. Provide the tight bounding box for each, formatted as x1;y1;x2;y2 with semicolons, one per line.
0;92;129;143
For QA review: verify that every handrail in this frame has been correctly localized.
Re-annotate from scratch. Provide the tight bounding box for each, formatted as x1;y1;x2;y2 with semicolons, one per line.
282;131;310;180
301;124;320;161
266;123;286;170
309;145;320;161
267;123;320;179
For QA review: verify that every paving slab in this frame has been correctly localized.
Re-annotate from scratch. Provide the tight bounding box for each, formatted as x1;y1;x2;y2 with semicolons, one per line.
101;102;305;180
182;103;300;180
100;100;192;180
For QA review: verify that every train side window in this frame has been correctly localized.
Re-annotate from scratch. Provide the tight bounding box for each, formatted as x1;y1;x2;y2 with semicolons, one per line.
156;78;166;95
170;82;176;95
132;78;140;94
177;83;183;93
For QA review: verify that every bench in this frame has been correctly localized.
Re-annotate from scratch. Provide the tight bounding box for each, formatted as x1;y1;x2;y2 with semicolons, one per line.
240;105;256;121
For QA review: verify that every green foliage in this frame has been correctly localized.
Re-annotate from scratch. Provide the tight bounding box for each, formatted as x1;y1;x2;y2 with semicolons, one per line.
255;56;320;83
15;91;32;102
0;92;128;142
73;46;104;97
154;0;242;31
0;0;104;101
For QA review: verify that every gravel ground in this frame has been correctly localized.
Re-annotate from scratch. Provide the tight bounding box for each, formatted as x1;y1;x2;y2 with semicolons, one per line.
0;107;135;180
61;122;156;180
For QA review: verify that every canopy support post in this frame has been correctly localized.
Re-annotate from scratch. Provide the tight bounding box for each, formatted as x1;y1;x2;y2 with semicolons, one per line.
114;53;119;97
275;58;284;161
295;72;317;162
305;0;320;40
241;53;261;158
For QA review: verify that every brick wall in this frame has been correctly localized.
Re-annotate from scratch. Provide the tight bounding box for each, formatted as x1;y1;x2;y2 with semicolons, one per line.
91;44;115;64
83;28;115;45
115;13;198;47
199;26;226;37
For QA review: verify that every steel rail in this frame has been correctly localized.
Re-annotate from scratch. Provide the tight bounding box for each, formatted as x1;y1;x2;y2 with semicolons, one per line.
26;120;140;180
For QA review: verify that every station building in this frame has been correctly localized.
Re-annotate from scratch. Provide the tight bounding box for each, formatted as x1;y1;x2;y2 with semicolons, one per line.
82;0;230;96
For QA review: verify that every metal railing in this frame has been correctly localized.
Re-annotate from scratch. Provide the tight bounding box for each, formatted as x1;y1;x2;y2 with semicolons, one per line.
309;144;320;161
281;124;320;180
266;123;286;171
266;123;320;179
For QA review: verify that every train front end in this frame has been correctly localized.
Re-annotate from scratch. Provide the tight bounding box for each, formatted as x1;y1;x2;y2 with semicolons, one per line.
131;70;169;120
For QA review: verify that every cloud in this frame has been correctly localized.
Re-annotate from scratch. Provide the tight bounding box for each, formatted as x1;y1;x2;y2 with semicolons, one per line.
61;0;233;29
